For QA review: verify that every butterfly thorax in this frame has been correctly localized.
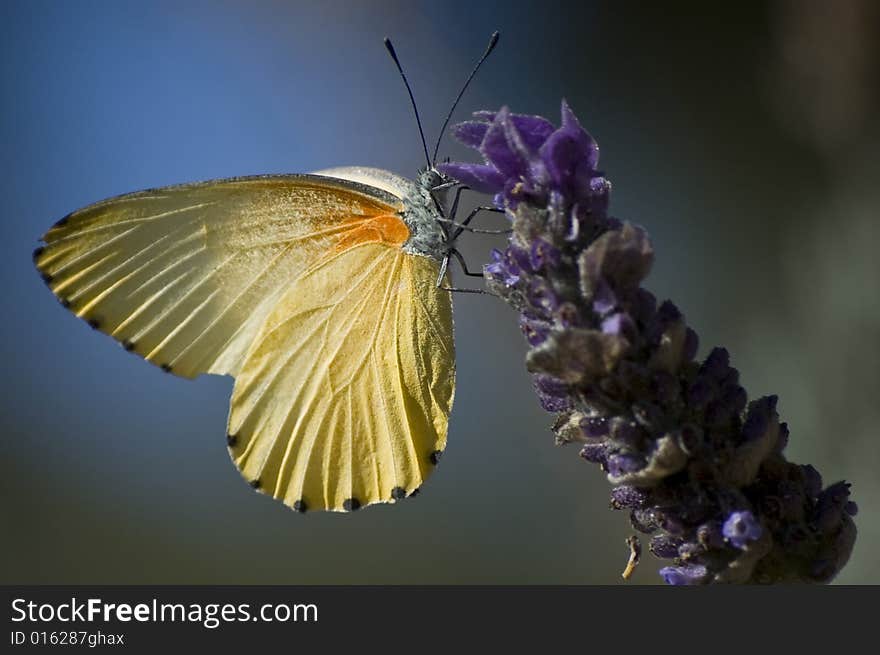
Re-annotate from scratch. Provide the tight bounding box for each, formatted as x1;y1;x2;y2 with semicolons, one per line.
399;168;450;261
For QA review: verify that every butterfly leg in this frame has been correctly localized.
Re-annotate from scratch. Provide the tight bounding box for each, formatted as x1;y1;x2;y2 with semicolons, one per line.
432;183;511;236
435;252;450;287
436;248;496;295
441;287;491;294
430;181;466;216
429;182;465;239
432;185;503;294
448;186;509;235
448;248;484;277
431;180;459;194
439;206;510;237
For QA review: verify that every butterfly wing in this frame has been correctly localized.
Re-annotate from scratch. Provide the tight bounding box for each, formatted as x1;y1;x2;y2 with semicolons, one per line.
34;175;409;378
34;174;456;512
227;243;455;511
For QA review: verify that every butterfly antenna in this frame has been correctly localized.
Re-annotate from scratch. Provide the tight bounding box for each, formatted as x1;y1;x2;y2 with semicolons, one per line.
431;31;500;165
384;37;431;169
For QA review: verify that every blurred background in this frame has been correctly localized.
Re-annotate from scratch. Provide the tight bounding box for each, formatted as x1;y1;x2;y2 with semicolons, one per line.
2;0;877;584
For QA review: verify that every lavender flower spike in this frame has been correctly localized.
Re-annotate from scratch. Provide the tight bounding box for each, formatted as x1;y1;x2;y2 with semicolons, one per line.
438;101;857;584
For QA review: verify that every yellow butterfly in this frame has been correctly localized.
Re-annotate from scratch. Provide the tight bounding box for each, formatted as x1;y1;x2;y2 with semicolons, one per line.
32;34;498;514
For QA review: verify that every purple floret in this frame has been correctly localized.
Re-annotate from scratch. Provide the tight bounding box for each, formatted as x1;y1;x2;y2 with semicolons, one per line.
723;511;764;549
659;564;708;586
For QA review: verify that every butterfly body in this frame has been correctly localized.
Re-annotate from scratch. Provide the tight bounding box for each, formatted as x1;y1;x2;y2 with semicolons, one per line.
35;167;457;513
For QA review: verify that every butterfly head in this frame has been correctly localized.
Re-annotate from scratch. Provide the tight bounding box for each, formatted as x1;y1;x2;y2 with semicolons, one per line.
419;166;454;213
418;166;447;192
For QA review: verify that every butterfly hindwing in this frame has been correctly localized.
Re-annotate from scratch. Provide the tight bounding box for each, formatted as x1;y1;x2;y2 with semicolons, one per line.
227;243;455;512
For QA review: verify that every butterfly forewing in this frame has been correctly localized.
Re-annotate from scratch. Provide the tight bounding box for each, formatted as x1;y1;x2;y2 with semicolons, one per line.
35;175;405;378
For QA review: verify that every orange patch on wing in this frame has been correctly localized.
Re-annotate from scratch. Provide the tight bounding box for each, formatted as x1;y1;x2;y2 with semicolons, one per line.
332;214;410;254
